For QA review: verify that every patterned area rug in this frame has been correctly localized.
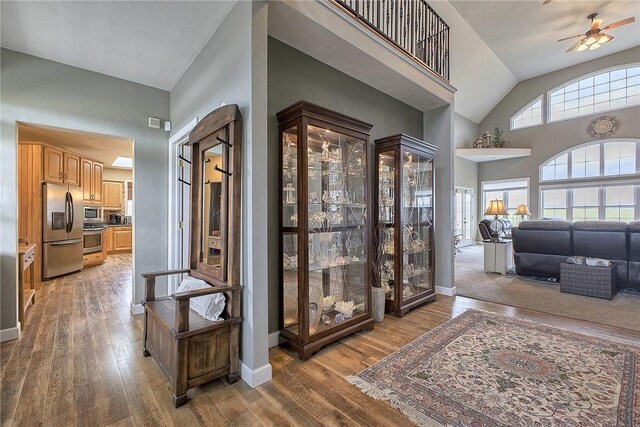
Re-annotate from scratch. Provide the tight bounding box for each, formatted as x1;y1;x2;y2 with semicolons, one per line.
347;310;640;426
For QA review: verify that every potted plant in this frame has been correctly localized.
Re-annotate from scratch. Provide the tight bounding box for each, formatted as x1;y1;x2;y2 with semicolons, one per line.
370;221;386;323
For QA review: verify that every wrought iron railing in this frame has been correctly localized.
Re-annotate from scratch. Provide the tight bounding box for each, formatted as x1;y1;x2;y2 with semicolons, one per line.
333;0;450;82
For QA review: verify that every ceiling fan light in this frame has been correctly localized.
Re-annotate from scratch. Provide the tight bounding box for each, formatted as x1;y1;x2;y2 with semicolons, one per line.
584;36;597;45
589;42;601;50
576;43;589;52
598;34;612;44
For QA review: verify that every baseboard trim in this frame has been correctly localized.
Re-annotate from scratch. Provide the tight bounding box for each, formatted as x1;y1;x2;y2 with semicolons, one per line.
240;361;272;388
130;302;144;315
436;286;457;296
0;324;21;342
268;331;280;348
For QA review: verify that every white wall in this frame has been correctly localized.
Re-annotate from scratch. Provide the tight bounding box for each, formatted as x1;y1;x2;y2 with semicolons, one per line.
0;48;170;334
169;1;270;386
478;47;640;220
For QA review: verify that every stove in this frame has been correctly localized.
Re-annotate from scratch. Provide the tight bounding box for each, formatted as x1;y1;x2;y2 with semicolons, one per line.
83;223;104;254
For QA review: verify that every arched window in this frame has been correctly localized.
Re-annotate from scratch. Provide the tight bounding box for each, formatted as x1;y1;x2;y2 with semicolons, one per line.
548;64;640;123
539;139;640;222
511;96;543;130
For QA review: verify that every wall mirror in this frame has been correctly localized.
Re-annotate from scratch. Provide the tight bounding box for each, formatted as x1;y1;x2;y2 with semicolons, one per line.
198;130;229;280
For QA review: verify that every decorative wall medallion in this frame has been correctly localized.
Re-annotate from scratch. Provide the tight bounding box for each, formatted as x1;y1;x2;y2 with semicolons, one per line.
588;116;618;138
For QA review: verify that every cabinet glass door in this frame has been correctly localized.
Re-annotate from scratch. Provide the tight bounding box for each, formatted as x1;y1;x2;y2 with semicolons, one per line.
306;124;367;337
400;150;433;303
377;150;396;301
282;126;299;333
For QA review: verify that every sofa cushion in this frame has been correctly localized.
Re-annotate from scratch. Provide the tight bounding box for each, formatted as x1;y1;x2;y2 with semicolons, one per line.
572;221;627;260
512;222;572;256
572;221;628;287
628;221;640;289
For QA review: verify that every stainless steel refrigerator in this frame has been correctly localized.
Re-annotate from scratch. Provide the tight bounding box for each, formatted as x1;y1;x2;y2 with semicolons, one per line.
42;183;84;279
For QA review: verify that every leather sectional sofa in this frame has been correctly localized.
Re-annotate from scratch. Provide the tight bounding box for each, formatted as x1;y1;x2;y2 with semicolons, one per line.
512;220;640;290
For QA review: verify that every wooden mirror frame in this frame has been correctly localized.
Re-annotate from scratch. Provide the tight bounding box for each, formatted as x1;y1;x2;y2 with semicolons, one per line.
188;105;242;286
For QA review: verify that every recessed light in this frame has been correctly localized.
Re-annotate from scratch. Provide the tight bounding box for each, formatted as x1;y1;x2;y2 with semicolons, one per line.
112;156;132;168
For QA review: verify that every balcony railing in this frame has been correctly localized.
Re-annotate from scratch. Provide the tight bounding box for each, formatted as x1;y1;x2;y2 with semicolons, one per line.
333;0;450;82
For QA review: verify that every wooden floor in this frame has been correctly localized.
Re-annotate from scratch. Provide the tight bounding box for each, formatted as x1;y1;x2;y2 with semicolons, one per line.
2;254;639;426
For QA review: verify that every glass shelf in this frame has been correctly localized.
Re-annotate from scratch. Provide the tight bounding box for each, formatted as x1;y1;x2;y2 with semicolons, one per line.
278;102;373;359
374;135;437;317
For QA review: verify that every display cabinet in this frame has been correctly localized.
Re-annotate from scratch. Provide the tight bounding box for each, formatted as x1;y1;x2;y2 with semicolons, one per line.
277;101;374;360
374;134;437;317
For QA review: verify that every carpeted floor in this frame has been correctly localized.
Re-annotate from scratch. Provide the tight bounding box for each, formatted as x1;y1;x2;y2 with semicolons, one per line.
455;244;640;332
348;309;640;426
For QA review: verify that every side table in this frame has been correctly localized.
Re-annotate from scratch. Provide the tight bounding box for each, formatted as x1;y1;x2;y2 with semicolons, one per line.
484;240;514;275
18;243;37;330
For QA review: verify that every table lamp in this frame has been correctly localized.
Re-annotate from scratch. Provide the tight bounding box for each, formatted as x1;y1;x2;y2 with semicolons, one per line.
515;204;531;221
484;199;508;240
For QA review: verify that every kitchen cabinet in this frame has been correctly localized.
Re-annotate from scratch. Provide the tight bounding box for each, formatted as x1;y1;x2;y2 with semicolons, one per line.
103;181;123;209
43;146;81;186
43;146;63;183
106;226;131;253
63;153;81;186
82;158;103;204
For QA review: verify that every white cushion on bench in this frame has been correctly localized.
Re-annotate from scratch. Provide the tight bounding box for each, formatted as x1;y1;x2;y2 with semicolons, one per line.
176;276;226;322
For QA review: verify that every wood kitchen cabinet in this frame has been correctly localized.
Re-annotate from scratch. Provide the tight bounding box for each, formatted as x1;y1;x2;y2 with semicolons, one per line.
43;146;63;183
106;226;132;253
43;147;81;186
82;158;103;204
103;181;123;209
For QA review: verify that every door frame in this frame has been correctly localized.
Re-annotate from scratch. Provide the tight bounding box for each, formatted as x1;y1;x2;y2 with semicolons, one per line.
167;118;198;292
454;186;475;247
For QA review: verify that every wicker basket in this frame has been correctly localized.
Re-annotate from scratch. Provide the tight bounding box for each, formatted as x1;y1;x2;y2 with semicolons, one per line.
560;263;617;300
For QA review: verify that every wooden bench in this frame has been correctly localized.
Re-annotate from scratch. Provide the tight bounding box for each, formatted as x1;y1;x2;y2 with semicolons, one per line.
142;268;241;407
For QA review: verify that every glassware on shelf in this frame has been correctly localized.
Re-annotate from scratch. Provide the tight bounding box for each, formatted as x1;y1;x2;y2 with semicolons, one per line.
278;102;373;359
374;134;437;317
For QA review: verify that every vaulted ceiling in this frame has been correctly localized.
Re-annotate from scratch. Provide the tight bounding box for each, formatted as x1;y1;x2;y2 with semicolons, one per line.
450;0;640;81
1;1;638;124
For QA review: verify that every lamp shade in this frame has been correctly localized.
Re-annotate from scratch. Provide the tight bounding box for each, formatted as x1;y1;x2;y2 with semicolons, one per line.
515;204;531;216
484;199;508;216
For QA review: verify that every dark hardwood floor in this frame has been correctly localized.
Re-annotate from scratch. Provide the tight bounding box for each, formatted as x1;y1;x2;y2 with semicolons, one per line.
1;254;638;426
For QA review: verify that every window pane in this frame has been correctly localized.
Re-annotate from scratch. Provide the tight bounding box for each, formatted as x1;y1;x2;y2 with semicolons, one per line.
573;188;598;206
606;186;634;205
511;96;543;130
543;189;567;208
549;66;640;122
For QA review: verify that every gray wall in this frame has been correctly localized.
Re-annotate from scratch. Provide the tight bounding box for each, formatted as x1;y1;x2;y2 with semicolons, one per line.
453;113;479;241
478;47;640;220
170;1;271;373
267;38;424;333
424;106;455;292
0;48;169;332
454;113;479;190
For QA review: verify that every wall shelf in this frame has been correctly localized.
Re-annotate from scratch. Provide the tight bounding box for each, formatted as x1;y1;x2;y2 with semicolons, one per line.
456;148;531;163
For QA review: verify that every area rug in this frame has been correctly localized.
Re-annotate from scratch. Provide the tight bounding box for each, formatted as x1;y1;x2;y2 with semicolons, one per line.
347;310;640;427
455;244;640;331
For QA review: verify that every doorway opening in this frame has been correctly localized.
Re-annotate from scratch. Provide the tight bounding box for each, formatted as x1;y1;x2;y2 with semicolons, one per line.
454;187;474;247
17;122;135;328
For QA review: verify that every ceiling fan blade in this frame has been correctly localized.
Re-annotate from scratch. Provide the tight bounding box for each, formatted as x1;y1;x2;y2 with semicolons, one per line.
557;34;584;42
566;40;583;52
590;18;603;30
602;17;635;30
543;0;552;4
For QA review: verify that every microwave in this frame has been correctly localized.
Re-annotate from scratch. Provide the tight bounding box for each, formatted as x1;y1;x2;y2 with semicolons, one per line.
84;205;103;223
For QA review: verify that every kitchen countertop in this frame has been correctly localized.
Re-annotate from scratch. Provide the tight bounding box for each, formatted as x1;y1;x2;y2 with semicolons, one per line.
104;223;132;227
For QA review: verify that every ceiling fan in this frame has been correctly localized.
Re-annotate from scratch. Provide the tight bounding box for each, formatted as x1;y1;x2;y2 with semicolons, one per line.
558;13;636;52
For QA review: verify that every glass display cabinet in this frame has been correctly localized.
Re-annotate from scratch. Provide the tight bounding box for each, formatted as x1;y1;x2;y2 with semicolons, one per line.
374;134;437;317
277;101;374;360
